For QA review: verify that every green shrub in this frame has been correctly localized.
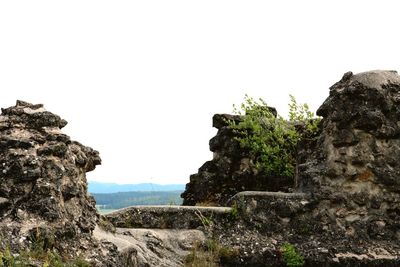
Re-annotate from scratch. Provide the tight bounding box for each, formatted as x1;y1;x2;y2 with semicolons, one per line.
281;242;305;267
228;95;320;180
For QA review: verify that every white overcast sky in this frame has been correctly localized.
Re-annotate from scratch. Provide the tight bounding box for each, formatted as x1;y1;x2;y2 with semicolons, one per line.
1;1;400;184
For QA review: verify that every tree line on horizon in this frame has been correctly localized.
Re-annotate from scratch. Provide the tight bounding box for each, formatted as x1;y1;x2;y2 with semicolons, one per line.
92;191;183;209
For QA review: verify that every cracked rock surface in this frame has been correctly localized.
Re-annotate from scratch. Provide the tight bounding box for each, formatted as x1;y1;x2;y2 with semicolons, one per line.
0;100;119;266
94;227;205;267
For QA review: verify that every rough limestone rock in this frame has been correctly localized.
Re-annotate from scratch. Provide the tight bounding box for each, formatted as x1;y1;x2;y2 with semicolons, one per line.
180;70;400;266
293;70;400;264
104;205;232;229
303;70;400;194
0;100;119;266
3;70;400;266
94;227;206;267
182;112;293;206
0;100;208;267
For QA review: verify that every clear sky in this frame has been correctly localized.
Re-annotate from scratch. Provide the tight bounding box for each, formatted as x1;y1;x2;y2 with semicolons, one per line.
1;1;400;184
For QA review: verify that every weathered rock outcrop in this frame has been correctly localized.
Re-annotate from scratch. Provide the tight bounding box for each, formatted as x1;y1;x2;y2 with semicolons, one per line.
0;100;207;267
182;112;293;206
3;70;400;267
303;70;400;194
294;70;400;264
0;100;119;265
180;70;400;266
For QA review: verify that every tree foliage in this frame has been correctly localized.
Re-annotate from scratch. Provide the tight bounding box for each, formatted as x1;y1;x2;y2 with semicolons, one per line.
228;95;320;179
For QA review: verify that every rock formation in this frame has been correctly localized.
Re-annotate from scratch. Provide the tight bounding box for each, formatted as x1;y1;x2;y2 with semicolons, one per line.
178;70;400;266
0;100;206;267
2;70;400;267
302;70;400;194
0;100;119;266
182;112;293;206
295;70;400;263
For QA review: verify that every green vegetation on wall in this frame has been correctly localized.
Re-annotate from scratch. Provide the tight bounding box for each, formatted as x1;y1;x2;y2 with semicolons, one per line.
281;242;305;267
228;95;320;180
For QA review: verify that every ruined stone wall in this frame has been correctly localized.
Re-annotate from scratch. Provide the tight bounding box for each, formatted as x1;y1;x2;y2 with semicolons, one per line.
303;70;400;194
181;113;293;206
294;70;400;263
181;71;400;265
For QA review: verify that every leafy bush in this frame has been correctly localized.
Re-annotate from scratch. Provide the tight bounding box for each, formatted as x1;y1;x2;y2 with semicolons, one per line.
228;95;320;180
281;242;305;267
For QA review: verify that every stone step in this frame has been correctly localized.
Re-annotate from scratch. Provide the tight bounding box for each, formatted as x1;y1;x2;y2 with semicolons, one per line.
104;205;232;229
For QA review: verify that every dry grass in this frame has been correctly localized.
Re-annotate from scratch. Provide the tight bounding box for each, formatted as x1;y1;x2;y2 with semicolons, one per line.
184;240;239;267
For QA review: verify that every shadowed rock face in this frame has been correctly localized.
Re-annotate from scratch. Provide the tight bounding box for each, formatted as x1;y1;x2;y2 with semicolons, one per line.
0;101;119;266
181;112;293;206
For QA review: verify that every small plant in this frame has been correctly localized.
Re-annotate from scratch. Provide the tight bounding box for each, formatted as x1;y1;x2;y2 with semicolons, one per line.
184;243;219;267
280;242;305;267
227;202;238;221
98;216;116;233
184;240;239;267
195;210;213;228
123;217;137;228
69;257;91;267
0;246;19;267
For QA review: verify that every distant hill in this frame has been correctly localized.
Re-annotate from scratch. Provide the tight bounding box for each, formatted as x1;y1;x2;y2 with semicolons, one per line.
88;181;185;194
93;191;183;209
